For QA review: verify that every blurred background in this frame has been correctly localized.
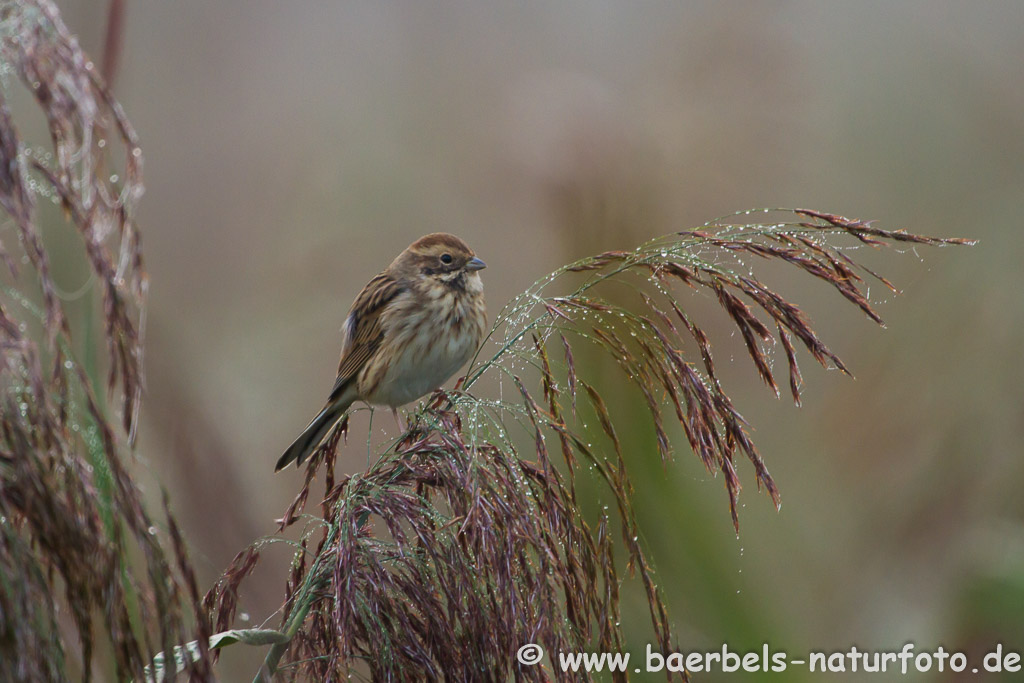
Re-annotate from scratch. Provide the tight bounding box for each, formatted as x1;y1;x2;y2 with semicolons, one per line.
54;1;1024;680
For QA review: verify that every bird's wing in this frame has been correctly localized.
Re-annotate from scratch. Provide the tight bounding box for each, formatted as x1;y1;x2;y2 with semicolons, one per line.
329;272;404;401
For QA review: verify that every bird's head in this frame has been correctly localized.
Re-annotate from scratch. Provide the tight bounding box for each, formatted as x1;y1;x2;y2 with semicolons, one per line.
394;233;486;288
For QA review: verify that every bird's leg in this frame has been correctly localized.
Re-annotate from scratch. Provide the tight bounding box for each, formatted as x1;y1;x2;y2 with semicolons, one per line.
366;405;374;468
391;407;406;432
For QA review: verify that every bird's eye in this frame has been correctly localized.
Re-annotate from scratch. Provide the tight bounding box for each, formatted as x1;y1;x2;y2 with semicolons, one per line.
440;253;453;264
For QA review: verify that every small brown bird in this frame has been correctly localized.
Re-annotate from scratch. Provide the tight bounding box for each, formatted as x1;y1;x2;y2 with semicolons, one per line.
275;233;487;471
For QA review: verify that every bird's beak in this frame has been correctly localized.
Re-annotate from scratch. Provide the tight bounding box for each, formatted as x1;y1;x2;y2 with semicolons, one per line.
466;257;486;271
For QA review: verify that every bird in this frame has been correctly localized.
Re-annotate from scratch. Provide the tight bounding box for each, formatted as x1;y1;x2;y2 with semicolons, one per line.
275;233;487;471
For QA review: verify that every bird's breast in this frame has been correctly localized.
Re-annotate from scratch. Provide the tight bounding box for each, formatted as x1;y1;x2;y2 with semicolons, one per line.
359;283;485;407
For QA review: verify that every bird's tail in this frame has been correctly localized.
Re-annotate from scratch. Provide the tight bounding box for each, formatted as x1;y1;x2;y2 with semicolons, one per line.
275;393;353;471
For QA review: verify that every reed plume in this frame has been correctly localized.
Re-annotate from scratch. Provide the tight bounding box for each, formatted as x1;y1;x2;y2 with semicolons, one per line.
0;2;212;680
221;209;971;681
